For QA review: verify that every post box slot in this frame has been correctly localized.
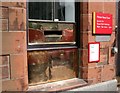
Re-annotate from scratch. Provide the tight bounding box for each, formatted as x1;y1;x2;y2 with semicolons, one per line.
44;30;62;35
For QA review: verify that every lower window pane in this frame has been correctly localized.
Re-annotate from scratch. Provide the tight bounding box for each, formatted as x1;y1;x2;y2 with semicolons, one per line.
28;48;78;84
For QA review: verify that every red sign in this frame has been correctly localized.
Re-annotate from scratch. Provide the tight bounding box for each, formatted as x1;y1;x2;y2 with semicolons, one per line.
93;12;112;34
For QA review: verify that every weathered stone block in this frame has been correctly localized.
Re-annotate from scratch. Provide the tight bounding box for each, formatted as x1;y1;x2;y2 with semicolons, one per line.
101;65;115;82
0;19;8;31
0;55;10;80
2;32;26;54
0;7;8;19
9;7;26;31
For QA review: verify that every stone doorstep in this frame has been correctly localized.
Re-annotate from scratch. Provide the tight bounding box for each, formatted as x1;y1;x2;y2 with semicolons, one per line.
27;78;88;92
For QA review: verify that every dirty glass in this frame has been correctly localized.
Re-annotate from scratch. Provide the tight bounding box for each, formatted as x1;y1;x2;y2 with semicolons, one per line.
28;22;75;45
54;1;75;22
28;1;75;22
28;48;78;84
29;2;53;20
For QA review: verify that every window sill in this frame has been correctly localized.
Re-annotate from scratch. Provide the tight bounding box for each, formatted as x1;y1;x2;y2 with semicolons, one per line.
27;78;88;92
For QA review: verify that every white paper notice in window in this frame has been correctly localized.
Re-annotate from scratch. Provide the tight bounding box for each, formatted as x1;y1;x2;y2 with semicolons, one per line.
88;42;100;63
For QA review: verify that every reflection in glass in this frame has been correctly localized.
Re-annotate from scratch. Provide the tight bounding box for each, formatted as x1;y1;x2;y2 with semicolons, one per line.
28;48;78;84
29;2;52;20
55;1;75;22
28;22;75;45
28;1;75;22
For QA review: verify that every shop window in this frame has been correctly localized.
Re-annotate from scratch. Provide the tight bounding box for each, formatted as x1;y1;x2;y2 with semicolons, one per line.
28;0;76;46
27;1;79;85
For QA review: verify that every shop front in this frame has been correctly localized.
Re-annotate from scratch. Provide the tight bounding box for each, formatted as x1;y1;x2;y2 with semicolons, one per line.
1;1;117;91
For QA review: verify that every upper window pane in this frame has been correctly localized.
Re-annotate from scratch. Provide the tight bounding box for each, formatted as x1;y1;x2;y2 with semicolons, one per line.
29;2;53;20
54;1;75;22
28;1;75;22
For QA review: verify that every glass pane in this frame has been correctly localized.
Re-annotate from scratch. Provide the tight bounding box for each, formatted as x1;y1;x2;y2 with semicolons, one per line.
28;22;75;45
29;2;52;20
54;0;75;22
28;48;78;84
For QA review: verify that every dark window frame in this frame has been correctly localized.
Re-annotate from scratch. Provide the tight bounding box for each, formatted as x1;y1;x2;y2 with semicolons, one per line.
27;2;80;51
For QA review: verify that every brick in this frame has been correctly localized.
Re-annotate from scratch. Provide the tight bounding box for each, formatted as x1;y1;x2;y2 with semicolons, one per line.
101;48;109;55
80;67;88;80
88;32;95;42
100;42;110;48
0;7;8;19
9;7;26;31
109;55;115;65
104;0;116;1
0;55;10;80
0;55;9;65
88;15;93;31
88;63;97;67
1;66;10;79
101;65;116;82
0;56;1;66
23;75;28;87
109;47;115;65
88;2;104;14
80;49;88;67
0;32;2;56
80;2;88;14
2;32;26;54
80;14;89;31
2;78;28;91
116;53;120;75
80;33;88;48
112;18;116;32
87;78;98;85
23;52;28;76
99;54;108;64
88;67;102;83
0;19;8;31
110;32;115;45
99;48;109;64
0;2;1;7
10;54;27;79
103;2;116;19
2;2;26;8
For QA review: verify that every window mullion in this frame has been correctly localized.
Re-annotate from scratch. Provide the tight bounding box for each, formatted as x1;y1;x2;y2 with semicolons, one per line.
54;1;56;21
52;0;54;21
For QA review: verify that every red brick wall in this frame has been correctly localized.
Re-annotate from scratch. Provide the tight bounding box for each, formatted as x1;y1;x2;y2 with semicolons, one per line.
80;1;116;84
1;2;28;91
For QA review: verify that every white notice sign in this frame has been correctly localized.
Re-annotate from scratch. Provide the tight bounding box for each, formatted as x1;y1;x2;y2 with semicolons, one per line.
88;42;100;62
